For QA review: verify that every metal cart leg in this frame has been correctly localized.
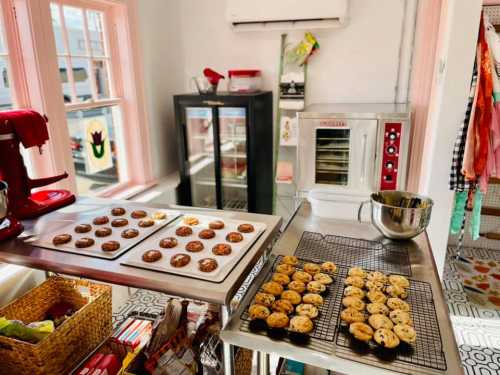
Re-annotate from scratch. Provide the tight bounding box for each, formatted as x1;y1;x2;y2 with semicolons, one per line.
221;305;235;375
256;351;270;375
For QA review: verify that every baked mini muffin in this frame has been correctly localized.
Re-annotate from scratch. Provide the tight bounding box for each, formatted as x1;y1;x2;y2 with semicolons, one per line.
342;296;365;311
340;307;366;323
183;216;199;226
101;241;120;252
389;309;413;326
198;229;216;240
374;328;400;349
276;264;296;276
367;271;388;283
302;293;323;306
272;273;290;286
281;290;302;305
151;211;167;220
208;220;225;230
367;290;387;304
111;218;128;227
296;304;319;319
249;304;270;320
365;280;385;291
212;243;232;256
185;240;204;253
131;210;147;219
121;228;139;239
93;216;109;225
254;292;275;307
237;223;254;233
393;324;417;344
388;275;410;289
142;249;162;262
292;271;313;283
348;267;366;278
287;281;306;294
75;238;95;248
289;315;314;333
271;299;294;315
111;207;126;216
344;276;364;289
386;285;408;299
387;297;410;312
95;227;112;237
159;237;178;249
176;226;193;237
349;322;374;342
138;218;154;228
262;281;284;296
368;314;394;330
53;234;72;245
367;303;390;316
198;258;218;272
303;263;321;275
226;232;244;243
344;286;365;299
313;273;333;285
266;312;289;329
281;255;299;266
321;261;337;274
170;253;191;267
75;224;92;233
307;281;326;294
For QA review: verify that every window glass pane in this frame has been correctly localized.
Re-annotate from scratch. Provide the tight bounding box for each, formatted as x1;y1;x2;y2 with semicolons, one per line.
68;106;121;195
71;57;92;102
93;60;110;99
63;6;87;56
57;57;72;102
0;57;13;110
87;11;105;57
50;3;65;54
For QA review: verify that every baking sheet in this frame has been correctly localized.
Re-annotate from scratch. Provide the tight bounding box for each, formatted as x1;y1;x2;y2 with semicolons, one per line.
29;207;181;260
121;214;267;283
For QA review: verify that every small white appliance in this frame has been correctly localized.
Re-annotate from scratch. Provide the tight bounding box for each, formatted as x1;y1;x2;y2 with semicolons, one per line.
297;103;411;220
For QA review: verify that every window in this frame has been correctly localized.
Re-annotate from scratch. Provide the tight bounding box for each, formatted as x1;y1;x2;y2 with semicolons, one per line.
0;12;14;109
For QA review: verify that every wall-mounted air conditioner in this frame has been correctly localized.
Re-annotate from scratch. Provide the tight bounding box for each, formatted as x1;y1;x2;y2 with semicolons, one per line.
227;0;349;31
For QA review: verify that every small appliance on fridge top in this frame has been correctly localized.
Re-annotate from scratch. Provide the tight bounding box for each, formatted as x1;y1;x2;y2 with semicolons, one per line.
297;103;411;220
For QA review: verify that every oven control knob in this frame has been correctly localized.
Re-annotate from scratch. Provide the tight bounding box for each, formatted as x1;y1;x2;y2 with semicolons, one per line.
388;132;398;140
385;161;394;170
387;145;397;155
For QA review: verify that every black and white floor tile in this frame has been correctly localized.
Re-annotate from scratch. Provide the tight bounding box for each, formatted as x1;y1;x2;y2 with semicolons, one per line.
459;345;500;375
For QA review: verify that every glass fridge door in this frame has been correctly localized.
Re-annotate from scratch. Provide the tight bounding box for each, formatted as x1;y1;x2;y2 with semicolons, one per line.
218;107;248;211
184;107;217;208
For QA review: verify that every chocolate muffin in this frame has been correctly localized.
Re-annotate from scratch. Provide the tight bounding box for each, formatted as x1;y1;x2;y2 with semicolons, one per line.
111;207;126;216
142;249;162;262
93;216;109;225
198;258;218;272
121;228;139;239
159;237;178;249
198;229;216;239
208;220;225;230
212;243;232;256
74;224;92;233
101;241;120;252
95;227;112;237
52;234;72;245
138;218;154;228
226;232;243;243
237;223;254;233
75;237;95;248
170;253;191;267
175;226;193;237
111;218;129;227
131;210;147;219
185;240;204;252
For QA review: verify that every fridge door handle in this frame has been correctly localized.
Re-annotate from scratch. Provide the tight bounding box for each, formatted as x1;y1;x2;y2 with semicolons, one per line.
360;133;368;184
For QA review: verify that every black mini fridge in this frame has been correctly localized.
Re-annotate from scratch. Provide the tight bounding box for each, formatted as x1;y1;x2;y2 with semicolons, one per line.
174;92;273;214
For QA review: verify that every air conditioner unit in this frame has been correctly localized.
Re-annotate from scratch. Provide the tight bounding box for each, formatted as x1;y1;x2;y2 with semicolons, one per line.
227;0;349;31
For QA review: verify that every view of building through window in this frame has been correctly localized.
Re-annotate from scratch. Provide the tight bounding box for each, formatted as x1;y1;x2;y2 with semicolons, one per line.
0;17;14;109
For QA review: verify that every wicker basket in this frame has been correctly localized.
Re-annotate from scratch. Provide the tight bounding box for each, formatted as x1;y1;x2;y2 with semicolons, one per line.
0;276;112;375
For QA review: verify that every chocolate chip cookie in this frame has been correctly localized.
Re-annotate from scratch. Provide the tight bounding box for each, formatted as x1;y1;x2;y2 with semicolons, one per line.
52;234;72;245
74;224;92;233
175;226;193;237
95;227;112;237
121;228;139;239
111;218;128;227
101;240;120;252
198;258;218;272
226;232;243;243
212;243;232;256
159;237;178;249
170;253;191;267
185;240;204;252
198;229;215;239
75;237;95;248
142;249;162;262
208;220;225;230
237;223;254;233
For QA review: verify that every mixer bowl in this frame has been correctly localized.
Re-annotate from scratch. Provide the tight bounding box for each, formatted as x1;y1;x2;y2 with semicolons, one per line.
365;190;433;240
0;181;8;226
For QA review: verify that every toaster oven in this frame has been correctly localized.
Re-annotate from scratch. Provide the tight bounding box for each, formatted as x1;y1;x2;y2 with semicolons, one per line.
297;104;411;216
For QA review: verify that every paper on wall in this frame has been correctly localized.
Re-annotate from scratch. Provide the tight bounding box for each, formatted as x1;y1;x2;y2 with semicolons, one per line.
84;116;113;174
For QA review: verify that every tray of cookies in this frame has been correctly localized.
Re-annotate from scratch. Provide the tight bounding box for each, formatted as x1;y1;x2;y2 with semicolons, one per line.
30;206;181;260
120;214;267;283
335;267;447;375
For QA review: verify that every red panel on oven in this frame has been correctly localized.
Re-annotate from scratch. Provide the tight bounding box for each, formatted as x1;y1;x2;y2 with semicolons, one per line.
380;123;402;190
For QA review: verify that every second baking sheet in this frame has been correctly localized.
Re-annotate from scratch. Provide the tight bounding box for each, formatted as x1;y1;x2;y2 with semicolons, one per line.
121;214;267;282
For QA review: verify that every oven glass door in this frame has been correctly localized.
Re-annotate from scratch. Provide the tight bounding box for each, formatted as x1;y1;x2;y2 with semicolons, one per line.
315;128;350;185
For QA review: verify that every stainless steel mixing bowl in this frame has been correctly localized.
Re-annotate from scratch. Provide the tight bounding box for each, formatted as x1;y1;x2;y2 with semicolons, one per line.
0;181;8;226
359;190;433;240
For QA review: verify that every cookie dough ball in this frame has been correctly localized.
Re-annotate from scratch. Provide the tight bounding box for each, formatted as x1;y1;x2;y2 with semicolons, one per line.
281;255;299;266
226;232;244;243
271;299;294;315
159;237;178;249
388;274;410;289
93;216;109;225
307;281;326;294
101;240;120;252
254;292;275;307
367;303;390;316
121;228;139;239
374;328;400;349
295;304;319;319
185;240;204;253
386;285;408;299
321;261;337;274
262;281;284;296
344;276;364;289
368;314;394;330
393;324;417;344
111;218;129;227
111;207;126;216
289;315;314;333
249;304;270;320
138;218;155;228
348;267;366;278
340;307;366;324
344;286;365;299
288;280;306;294
170;254;191;267
198;229;216;239
387;297;410;312
365;280;385;291
281;290;302;305
271;272;290;286
302;293;324;306
367;271;388;283
292;271;313;283
95;227;112;237
349;322;374;342
313;273;333;285
212;243;232;256
276;264;296;276
266;312;289;329
303;263;321;275
237;223;255;233
367;290;387;304
389;309;413;325
342;296;365;311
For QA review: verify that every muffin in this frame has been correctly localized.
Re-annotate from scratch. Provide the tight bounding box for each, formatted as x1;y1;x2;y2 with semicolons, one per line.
389;309;413;326
344;286;365;299
367;302;390;316
344;276;364;289
342;296;365;311
208;220;225;230
75;238;95;248
175;226;193;237
368;314;394;330
271;299;294;315
254;292;275;307
142;249;162;262
276;264;296;276
266;312;289;329
281;290;302;305
313;273;333;285
262;281;284;296
348;267;366;278
281;255;299;266
287;281;306;294
75;224;92;233
340;307;366;323
52;234;72;245
302;293;323;306
306;281;326;294
271;273;290;286
131;210;147;219
249;304;270;320
292;271;312;283
289;315;314;333
159;237;178;249
373;328;400;349
295;304;319;319
367;290;387;304
349;322;374;342
387;297;410;312
393;324;417;344
199;229;216;239
303;263;321;275
321;261;337;274
388;275;410;289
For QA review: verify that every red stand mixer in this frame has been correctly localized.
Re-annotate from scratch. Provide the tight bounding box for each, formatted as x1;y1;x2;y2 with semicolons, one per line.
0;109;75;240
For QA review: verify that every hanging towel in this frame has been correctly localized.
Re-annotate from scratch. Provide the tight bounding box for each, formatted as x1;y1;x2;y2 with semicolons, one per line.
450;191;468;234
470;189;483;240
